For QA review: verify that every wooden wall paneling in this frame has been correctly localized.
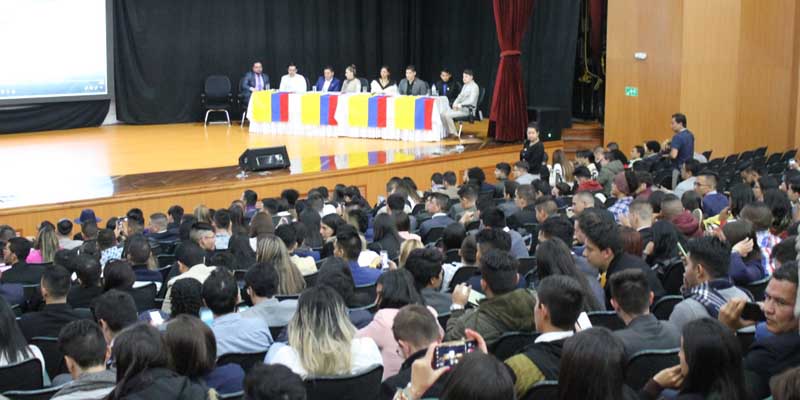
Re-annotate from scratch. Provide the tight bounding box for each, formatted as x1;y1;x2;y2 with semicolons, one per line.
792;0;800;149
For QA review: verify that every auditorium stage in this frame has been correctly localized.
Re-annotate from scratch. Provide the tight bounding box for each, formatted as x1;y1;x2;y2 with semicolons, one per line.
0;122;563;235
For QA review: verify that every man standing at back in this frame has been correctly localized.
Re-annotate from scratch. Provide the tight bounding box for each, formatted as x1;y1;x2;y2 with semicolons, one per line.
669;112;694;186
242;62;269;106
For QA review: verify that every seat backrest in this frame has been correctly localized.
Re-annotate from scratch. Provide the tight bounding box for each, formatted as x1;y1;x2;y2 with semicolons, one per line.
30;336;68;379
353;284;377;306
449;266;479;291
490;332;540;360
1;383;65;400
304;364;383;400
0;358;44;392
268;326;286;341
744;276;770;302
131;283;157;312
205;75;232;98
217;351;267;373
517;257;537;277
660;259;685;296
444;249;460;264
625;349;680;390
422;227;445;244
275;294;300;301
651;295;683;320
157;254;176;268
359;78;369;92
587;311;626;331
521;380;559;400
304;272;318;287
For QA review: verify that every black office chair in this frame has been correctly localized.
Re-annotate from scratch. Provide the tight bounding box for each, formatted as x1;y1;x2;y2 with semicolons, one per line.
359;77;369;92
422;227;445;244
201;75;234;126
1;384;66;400
304;272;318;287
157;254;175;269
448;266;479;291
304;364;383;400
130;283;157;312
659;258;685;296
521;380;559;400
237;76;248;127
651;295;683;320
625;349;680;390
517;257;537;277
217;351;267;373
743;276;770;302
0;358;44;392
444;248;460;263
453;87;486;138
490;332;540;360
353;283;378;307
587;311;626;331
29;337;68;379
275;294;300;301
269;326;286;341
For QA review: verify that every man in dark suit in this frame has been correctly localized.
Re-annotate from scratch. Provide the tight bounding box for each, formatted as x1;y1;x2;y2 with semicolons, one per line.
314;65;342;92
419;193;455;239
432;68;461;105
1;237;45;285
609;269;680;357
397;65;430;96
18;265;85;340
507;184;537;231
579;209;665;308
241;61;270;106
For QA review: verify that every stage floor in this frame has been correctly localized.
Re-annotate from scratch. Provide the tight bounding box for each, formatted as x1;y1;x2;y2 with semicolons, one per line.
0;122;491;209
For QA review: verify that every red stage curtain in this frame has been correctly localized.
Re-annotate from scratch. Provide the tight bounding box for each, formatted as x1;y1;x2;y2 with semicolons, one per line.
489;0;535;142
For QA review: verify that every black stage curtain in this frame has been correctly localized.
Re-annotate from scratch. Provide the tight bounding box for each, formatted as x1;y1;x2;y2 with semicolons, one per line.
114;0;580;128
0;100;109;134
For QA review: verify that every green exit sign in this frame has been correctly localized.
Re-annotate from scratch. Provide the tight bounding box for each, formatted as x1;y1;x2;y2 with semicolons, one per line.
625;86;639;97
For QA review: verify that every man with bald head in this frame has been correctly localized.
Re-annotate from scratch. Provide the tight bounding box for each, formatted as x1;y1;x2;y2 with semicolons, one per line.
660;195;702;238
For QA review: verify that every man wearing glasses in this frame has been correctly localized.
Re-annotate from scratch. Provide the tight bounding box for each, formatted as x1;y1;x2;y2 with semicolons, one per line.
693;171;728;218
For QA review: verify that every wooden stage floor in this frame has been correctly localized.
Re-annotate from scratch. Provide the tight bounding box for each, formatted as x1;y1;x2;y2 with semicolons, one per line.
0;121;566;235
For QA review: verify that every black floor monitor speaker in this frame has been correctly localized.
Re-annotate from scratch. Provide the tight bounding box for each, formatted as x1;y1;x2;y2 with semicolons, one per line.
238;146;291;172
527;106;562;141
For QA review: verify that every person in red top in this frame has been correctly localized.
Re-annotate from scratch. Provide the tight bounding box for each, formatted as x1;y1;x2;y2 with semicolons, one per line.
661;195;703;238
575;166;603;193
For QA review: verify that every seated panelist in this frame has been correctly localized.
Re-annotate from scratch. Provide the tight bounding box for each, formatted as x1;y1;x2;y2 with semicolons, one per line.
314;65;341;92
397;65;430;96
341;65;362;94
370;65;398;95
278;62;307;93
241;61;269;105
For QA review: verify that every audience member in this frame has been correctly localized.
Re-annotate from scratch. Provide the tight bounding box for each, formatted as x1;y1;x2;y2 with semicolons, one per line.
558;327;638;400
404;248;451;314
741;202;781;275
106;323;212;399
52;320;115;400
449;185;478;222
92;289;138;345
660;194;702;238
371;214;403;260
256;235;306;294
609;269;681;356
335;225;382;286
608;170;638;222
670;236;750;330
358;269;434;379
0;297;46;379
169;278;203;319
642;318;747;400
722;220;764;285
162;242;215;314
67;254;104;308
244;364;307;400
267;285;382;378
507;184;537;230
125;234;161;282
479;207;529;258
56;219;82;250
533;238;602;311
624;198;654;246
574;166;603;193
242;262;298;328
275;224;317;275
504;274;585;397
202;269;272;356
597;150;625;197
419;193;454;239
1;237;44;285
441;234;477;291
18;265;83;340
27;224;58;264
445;249;536;344
165;315;244;394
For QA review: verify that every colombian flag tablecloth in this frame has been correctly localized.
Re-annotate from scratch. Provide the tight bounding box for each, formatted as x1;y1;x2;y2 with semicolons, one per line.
247;91;448;141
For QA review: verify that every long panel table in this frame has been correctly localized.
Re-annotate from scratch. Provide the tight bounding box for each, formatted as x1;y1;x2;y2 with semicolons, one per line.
247;91;451;141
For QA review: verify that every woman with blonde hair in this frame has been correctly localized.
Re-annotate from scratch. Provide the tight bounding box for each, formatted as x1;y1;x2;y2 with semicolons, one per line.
341;65;362;93
266;285;382;378
256;234;306;295
27;223;59;264
398;239;423;268
549;149;574;188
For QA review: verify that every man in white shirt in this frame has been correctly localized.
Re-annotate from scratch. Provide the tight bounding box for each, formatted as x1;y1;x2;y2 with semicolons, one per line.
673;159;699;199
161;243;216;314
443;69;480;135
279;63;308;93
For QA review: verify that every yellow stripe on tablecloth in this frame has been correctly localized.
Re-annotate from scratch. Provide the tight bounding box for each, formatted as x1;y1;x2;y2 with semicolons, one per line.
251;91;272;122
348;94;370;127
301;93;322;125
394;96;416;130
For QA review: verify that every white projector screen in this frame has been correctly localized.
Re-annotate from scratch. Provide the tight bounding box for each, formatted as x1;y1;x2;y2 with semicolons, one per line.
0;0;113;105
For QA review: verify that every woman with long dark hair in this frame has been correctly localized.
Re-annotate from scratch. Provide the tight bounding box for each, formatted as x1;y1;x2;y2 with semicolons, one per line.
106;323;212;400
298;209;324;249
319;213;346;259
559;327;637;400
357;269;436;380
641;318;748;400
644;220;687;267
165;315;244;395
534;238;603;311
371;214;402;260
0;297;46;379
721;220;764;285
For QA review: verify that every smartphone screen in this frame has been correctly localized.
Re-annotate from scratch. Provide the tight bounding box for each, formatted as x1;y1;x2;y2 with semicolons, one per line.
575;312;593;331
433;340;477;369
741;302;766;322
380;251;389;270
200;308;214;326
